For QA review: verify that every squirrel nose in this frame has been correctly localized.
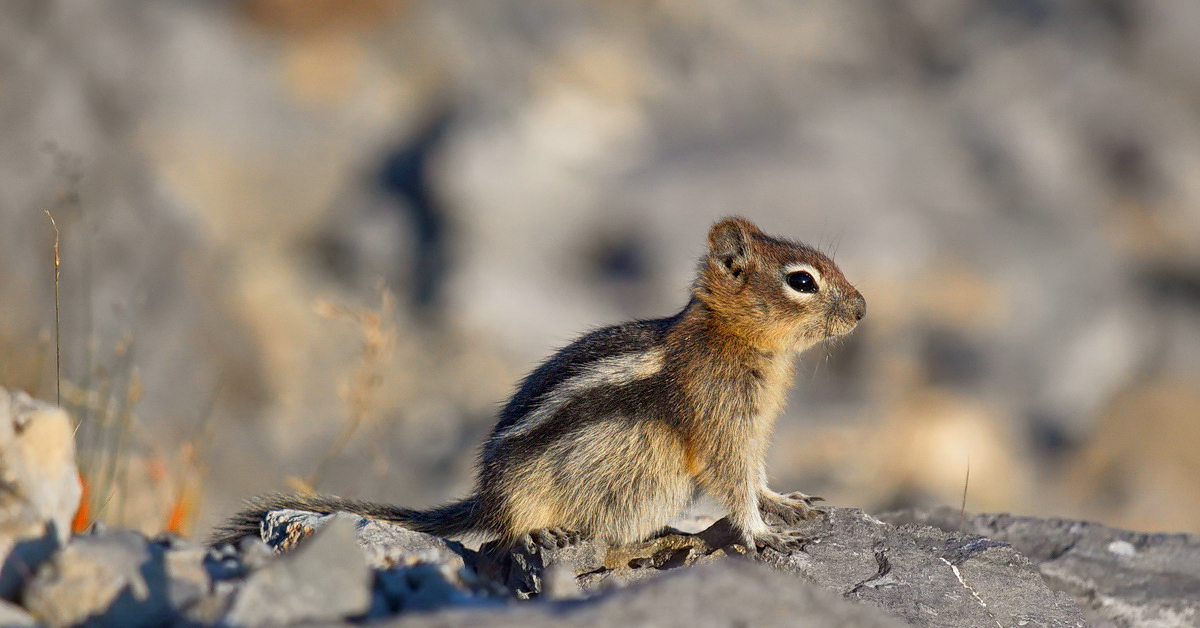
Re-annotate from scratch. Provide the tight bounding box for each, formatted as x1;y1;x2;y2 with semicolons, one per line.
850;294;866;321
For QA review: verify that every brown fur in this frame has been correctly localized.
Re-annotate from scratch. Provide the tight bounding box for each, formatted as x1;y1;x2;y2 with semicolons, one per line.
211;217;864;551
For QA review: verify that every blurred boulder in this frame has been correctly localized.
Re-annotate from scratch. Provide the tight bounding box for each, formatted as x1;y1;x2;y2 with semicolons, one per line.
225;515;372;627
1063;379;1200;535
0;388;80;599
21;529;216;628
23;531;175;628
0;388;80;543
0;600;35;627
259;510;495;615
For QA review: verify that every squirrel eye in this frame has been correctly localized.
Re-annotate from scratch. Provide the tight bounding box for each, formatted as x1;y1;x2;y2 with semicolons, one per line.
786;271;818;293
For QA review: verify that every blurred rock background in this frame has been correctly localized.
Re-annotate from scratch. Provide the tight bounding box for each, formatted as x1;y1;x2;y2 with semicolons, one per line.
0;0;1198;537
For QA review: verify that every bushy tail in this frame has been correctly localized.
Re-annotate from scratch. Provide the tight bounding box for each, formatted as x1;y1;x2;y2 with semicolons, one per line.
208;493;483;547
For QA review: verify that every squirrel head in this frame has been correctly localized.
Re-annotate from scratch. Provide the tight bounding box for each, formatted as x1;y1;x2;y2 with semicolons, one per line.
695;217;865;353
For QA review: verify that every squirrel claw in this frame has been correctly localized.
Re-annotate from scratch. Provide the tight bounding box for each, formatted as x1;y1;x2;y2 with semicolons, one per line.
754;530;809;554
760;493;826;526
783;491;824;505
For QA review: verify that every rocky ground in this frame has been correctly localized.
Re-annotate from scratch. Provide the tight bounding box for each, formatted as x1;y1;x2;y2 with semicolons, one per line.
3;387;1198;628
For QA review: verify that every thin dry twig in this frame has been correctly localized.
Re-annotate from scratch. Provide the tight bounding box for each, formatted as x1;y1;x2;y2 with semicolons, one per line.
301;288;397;491
959;457;970;533
44;210;61;407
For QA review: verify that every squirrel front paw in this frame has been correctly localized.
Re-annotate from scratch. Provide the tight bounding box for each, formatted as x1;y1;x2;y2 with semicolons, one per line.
759;491;826;526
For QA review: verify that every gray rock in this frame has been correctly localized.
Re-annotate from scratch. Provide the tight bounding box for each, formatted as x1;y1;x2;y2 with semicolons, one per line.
374;564;495;615
202;542;250;582
225;515;372;627
538;563;581;601
261;510;469;571
0;389;81;600
262;505;1085;626
762;508;1087;627
354;518;470;573
237;537;276;572
258;510;509;616
233;506;1200;626
21;531;209;628
472;508;1085;627
182;580;238;627
881;508;1200;628
160;539;211;616
0;521;59;602
22;530;174;628
0;599;35;627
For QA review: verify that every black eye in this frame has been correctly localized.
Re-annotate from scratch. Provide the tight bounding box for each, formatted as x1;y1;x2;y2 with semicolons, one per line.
786;271;818;293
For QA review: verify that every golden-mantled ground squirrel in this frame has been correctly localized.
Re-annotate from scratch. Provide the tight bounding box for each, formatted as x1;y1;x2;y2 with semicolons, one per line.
213;217;865;552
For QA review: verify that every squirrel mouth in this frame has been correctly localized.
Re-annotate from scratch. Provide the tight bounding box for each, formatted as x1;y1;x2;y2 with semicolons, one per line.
820;315;860;340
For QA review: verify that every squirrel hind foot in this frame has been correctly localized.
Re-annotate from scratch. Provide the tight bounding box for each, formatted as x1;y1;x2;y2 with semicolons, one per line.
759;493;827;527
782;491;825;504
754;529;810;554
519;527;583;553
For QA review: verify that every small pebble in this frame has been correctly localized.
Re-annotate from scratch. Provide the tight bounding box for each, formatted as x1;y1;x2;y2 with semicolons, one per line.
1106;540;1136;557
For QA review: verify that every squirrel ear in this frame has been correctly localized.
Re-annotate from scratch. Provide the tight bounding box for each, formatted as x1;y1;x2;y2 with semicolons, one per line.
708;218;759;276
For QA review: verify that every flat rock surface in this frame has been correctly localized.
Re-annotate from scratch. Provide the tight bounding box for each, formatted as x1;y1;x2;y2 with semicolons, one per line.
271;507;1088;627
765;508;1086;627
485;507;1087;627
881;508;1200;628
